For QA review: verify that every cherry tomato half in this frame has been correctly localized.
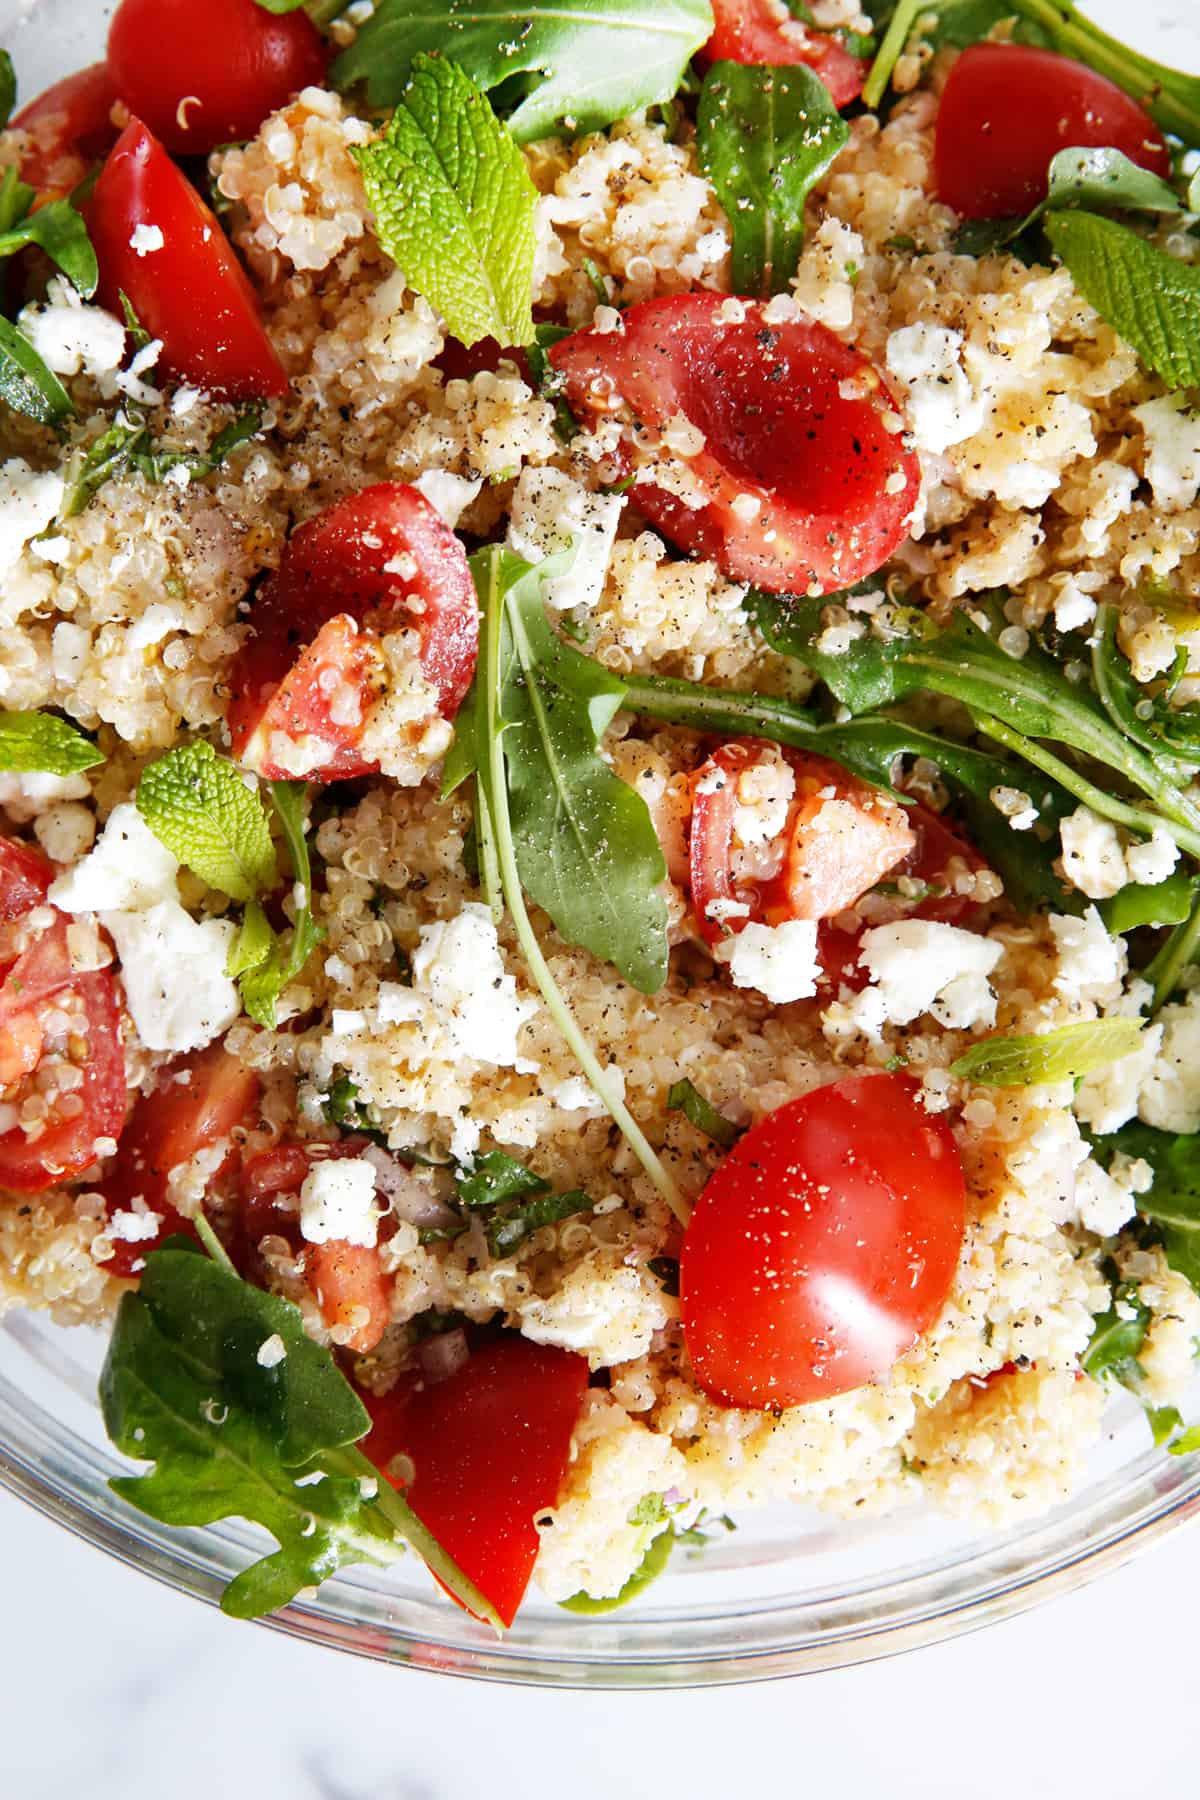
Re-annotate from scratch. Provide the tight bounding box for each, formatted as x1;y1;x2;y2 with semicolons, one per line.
0;911;126;1194
0;835;54;922
680;1073;965;1409
107;0;327;156
227;483;479;783
89;118;288;399
363;1336;589;1627
11;63;121;199
705;0;868;107
935;44;1171;220
99;1042;260;1276
550;295;920;596
688;744;916;946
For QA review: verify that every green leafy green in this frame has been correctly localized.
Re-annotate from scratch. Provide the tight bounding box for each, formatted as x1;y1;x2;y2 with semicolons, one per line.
322;1075;388;1143
0;314;73;424
137;742;278;902
862;0;924;109
697;61;847;298
0;709;103;776
1082;1279;1149;1389
1039;146;1183;222
455;1150;593;1258
951;1018;1144;1087
58;407;262;521
1102;871;1196;935
1167;1423;1200;1456
456;1150;546;1211
332;0;715;140
1091;603;1200;766
0;165;33;236
239;782;325;1028
1097;1121;1200;1295
225;898;275;980
559;1523;675;1614
351;53;537;351
0;197;98;297
666;1078;740;1149
448;546;670;994
100;1240;501;1624
1045;212;1200;392
0;50;14;130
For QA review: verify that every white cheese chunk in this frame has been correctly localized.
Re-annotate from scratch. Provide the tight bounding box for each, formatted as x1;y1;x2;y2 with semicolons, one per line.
1058;806;1129;899
884;325;985;455
104;901;240;1053
410;901;535;1066
725;919;820;1004
0;458;66;578
1075;1020;1163;1134
49;802;179;914
19;280;127;381
1137;990;1200;1134
1074;1156;1150;1237
0;769;90;823
855;920;1003;1030
1132;394;1200;511
1125;827;1180;888
299;1157;380;1248
507;467;624;611
1049;908;1127;1009
413;468;483;528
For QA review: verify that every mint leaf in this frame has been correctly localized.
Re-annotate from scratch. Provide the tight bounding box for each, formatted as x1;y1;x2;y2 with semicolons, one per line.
137;742;278;902
950;1018;1145;1087
0;197;98;297
698;62;847;298
0;710;103;776
225;897;274;979
666;1078;740;1149
1045;211;1200;392
238;781;324;1027
332;0;715;141
351;53;536;350
454;1150;593;1258
0;315;72;424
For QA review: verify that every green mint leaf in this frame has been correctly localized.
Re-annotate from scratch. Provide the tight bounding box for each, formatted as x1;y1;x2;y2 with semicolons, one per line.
0;314;73;424
0;709;103;776
239;781;324;1027
332;0;715;141
452;546;670;994
950;1018;1145;1088
0;50;15;130
698;61;846;298
137;742;278;902
0;197;98;297
1009;0;1200;147
225;897;275;979
666;1078;741;1149
559;1523;675;1615
1045;212;1200;392
456;1150;549;1211
351;53;537;350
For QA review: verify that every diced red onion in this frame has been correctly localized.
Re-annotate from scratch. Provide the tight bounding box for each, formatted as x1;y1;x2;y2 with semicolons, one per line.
416;1328;469;1384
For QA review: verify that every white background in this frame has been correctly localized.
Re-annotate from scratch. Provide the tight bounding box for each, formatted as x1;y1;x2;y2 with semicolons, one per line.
4;1;1200;1793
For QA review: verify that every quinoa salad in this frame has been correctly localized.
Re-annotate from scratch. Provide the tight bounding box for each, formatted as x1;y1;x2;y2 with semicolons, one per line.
2;0;1200;1629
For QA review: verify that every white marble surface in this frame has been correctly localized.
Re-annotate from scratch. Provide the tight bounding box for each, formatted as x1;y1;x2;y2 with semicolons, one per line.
5;1484;1200;1798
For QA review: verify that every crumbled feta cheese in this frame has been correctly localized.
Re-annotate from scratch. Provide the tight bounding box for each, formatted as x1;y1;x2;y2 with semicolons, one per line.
1049;908;1127;1008
1058;806;1128;899
0;769;90;823
1075;1019;1163;1134
299;1157;380;1248
507;467;623;611
731;752;795;847
517;1256;670;1369
1125;827;1180;888
256;1334;288;1369
410;902;535;1066
1137;990;1200;1134
550;1070;627;1116
129;223;165;256
884;325;985;454
126;601;187;651
724;919;820;1004
1132;394;1200;511
18;281;127;381
1074;1155;1148;1237
49;802;178;913
413;468;483;529
33;801;96;865
104;902;241;1053
1052;580;1098;634
855;920;1004;1029
106;1207;164;1243
0;458;66;577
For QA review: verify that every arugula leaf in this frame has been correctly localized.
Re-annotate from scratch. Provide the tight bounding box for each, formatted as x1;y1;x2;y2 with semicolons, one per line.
666;1078;741;1149
100;1240;501;1624
1102;871;1196;935
351;54;536;351
137;742;278;902
0;314;73;424
456;1150;547;1211
0;165;33;235
0;709;103;776
449;546;670;994
1039;146;1183;222
0;50;15;130
454;1150;593;1258
0;198;98;297
1082;1279;1149;1389
749;587;930;715
239;782;324;1028
59;406;262;519
1008;0;1200;147
1096;1121;1200;1295
698;61;847;298
950;1018;1144;1087
331;0;715;140
559;1523;675;1614
1045;212;1200;392
1091;603;1200;766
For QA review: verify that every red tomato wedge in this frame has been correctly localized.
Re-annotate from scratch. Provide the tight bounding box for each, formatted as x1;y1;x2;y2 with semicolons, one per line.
89;118;288;399
363;1337;589;1627
705;0;868;107
227;483;479;783
680;1073;965;1408
0;912;126;1195
550;296;920;596
11;63;121;199
108;0;327;156
935;44;1171;220
0;836;54;922
688;744;915;946
99;1042;260;1277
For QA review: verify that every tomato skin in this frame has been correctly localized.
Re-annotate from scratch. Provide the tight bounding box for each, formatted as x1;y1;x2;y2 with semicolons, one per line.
227;483;479;782
108;0;327;156
935;44;1171;220
0;837;54;922
550;296;919;596
308;1239;392;1355
99;1042;260;1277
89;118;288;399
0;912;127;1195
680;1073;965;1409
11;64;121;198
363;1337;589;1626
705;0;868;107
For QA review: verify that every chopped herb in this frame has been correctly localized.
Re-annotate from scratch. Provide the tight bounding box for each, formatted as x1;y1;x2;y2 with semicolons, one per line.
0;710;103;777
666;1078;741;1149
951;1018;1145;1087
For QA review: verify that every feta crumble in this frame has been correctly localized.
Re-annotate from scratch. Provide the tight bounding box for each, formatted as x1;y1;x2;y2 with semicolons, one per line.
299;1157;380;1248
1058;806;1128;900
724;919;820;1004
855;920;1004;1030
507;467;623;612
129;223;165;256
411;902;536;1066
885;325;985;455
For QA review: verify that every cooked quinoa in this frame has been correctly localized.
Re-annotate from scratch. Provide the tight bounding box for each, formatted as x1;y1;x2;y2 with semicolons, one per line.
3;9;1200;1616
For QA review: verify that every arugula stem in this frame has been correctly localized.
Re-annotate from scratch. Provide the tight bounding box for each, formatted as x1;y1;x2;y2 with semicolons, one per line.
1009;0;1200;144
622;669;826;748
862;0;922;109
193;1213;236;1276
971;712;1200;859
1145;897;1200;1013
473;773;503;924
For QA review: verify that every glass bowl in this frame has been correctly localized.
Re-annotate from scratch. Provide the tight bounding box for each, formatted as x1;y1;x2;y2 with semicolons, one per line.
3;0;1200;1690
